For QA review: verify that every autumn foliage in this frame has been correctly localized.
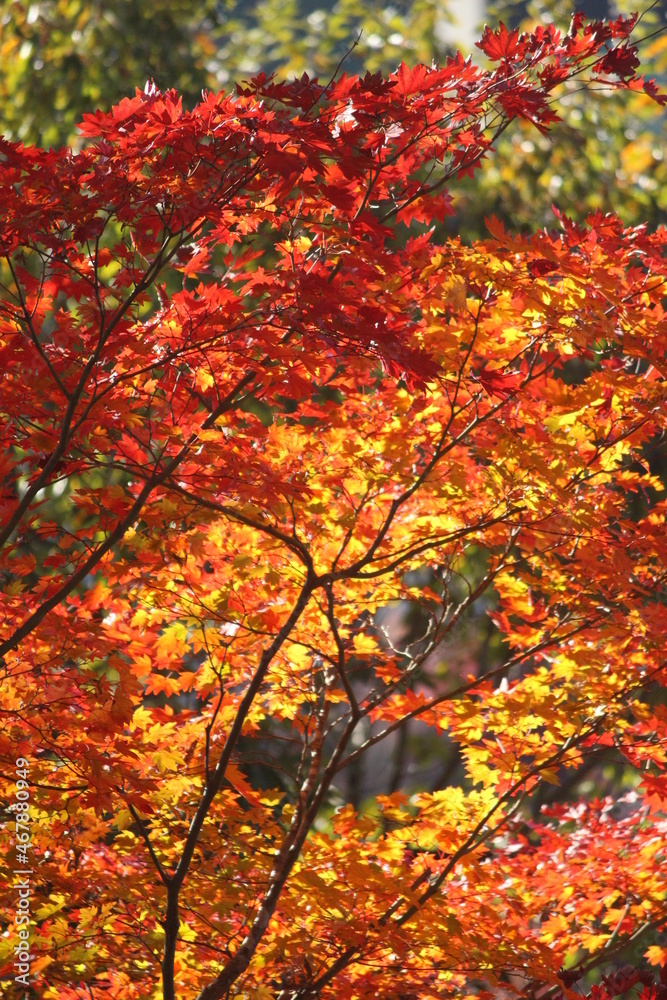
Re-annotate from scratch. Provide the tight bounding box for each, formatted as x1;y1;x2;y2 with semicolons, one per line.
1;13;666;1000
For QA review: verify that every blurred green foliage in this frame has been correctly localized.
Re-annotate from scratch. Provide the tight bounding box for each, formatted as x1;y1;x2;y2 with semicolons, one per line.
470;0;667;236
0;0;221;147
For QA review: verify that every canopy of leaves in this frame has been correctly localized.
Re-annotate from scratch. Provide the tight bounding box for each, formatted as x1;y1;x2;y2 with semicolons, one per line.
1;0;665;241
0;14;666;1000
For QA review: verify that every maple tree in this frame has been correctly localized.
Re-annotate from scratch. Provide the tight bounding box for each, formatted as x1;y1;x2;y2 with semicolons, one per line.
1;12;667;1000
